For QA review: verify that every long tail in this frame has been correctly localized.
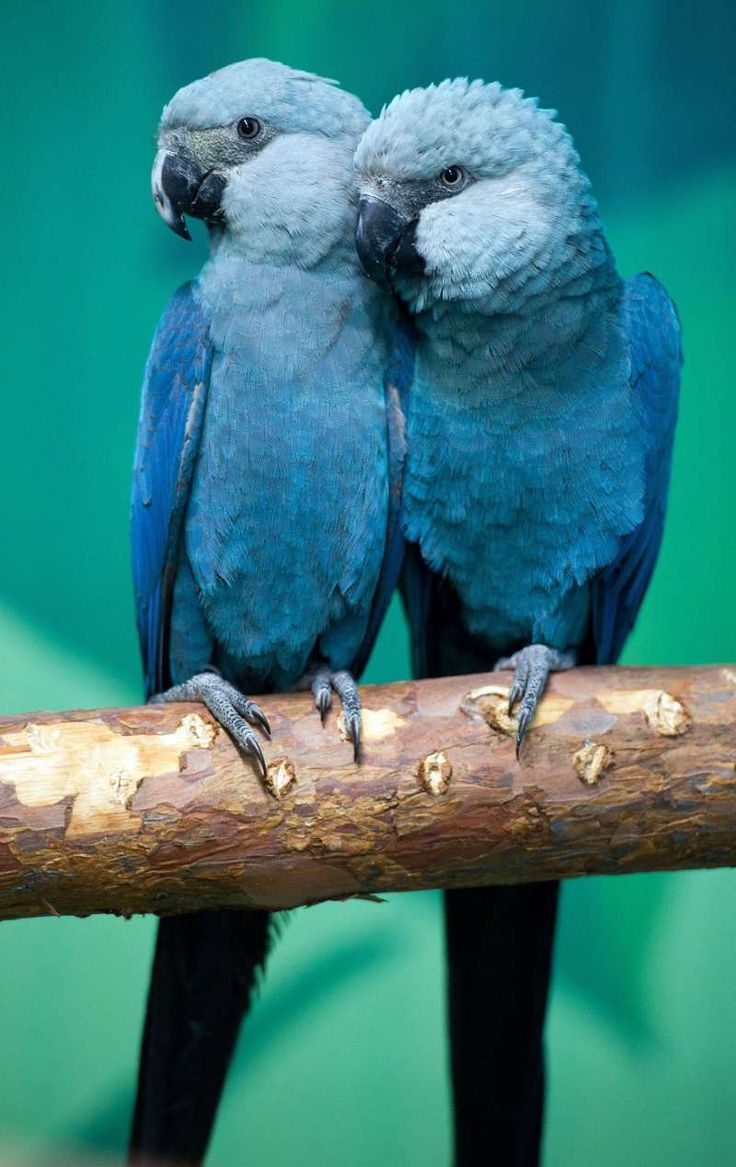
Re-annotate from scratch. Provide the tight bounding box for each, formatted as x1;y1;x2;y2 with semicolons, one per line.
128;909;272;1167
401;550;560;1167
445;883;559;1167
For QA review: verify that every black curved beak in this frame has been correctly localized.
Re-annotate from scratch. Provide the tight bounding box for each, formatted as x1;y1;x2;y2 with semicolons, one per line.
355;195;424;289
151;148;227;240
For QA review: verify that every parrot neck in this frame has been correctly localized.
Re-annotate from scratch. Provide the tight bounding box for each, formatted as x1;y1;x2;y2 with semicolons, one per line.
206;222;362;274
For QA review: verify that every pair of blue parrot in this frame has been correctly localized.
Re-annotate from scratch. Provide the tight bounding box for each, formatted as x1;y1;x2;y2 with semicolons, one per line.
129;58;681;1167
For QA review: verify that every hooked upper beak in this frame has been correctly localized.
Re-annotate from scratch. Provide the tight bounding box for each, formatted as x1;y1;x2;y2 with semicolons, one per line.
151;148;227;240
355;195;424;289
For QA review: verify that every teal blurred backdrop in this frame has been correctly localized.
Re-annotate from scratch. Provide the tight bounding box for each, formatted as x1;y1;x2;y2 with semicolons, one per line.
1;2;735;1163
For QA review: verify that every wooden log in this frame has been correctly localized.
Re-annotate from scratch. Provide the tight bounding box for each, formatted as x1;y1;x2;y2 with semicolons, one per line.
0;664;735;921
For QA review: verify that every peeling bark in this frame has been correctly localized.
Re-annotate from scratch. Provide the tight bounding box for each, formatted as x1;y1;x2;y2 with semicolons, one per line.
0;665;734;920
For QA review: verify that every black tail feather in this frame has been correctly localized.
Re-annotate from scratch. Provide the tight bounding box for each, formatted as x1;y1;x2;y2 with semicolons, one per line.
445;883;559;1167
128;909;273;1167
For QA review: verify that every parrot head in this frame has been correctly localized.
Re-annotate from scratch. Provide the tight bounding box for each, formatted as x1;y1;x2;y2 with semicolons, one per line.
354;78;601;313
152;58;369;261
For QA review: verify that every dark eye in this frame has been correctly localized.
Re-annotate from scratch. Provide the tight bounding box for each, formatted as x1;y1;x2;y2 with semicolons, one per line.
237;116;261;141
440;165;466;190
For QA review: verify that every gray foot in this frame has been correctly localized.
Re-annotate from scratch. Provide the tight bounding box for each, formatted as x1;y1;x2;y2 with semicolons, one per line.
306;668;362;762
150;671;271;781
495;645;575;757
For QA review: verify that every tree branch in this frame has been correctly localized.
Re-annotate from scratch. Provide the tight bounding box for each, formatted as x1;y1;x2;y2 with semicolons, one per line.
0;665;734;920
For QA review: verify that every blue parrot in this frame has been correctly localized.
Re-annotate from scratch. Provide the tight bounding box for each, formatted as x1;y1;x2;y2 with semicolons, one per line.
129;59;409;1166
354;79;681;1166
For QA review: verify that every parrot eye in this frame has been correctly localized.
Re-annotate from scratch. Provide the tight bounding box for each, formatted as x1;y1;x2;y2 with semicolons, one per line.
237;116;261;141
439;165;466;190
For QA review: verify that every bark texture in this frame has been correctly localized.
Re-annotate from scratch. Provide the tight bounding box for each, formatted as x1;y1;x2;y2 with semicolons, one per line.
0;665;734;920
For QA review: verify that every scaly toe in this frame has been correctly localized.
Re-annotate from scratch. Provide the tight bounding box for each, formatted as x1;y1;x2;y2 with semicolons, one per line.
227;687;271;737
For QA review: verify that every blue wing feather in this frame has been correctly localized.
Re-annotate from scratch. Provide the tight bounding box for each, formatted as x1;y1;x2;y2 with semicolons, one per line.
351;309;414;677
592;273;682;664
131;281;212;697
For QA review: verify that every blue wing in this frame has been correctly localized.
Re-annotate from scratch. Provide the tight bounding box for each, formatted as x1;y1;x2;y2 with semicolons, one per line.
131;281;212;697
591;273;682;664
351;308;414;677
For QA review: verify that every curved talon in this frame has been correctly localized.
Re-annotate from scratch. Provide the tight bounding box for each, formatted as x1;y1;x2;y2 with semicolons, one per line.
344;714;362;763
248;706;271;738
496;654;525;714
244;733;268;783
507;679;524;714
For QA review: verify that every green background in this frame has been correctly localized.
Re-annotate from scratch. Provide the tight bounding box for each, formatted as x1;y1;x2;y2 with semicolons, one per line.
1;1;735;1163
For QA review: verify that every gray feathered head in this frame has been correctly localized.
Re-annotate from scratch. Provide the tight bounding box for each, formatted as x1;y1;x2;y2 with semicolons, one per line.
152;58;370;264
354;78;606;312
